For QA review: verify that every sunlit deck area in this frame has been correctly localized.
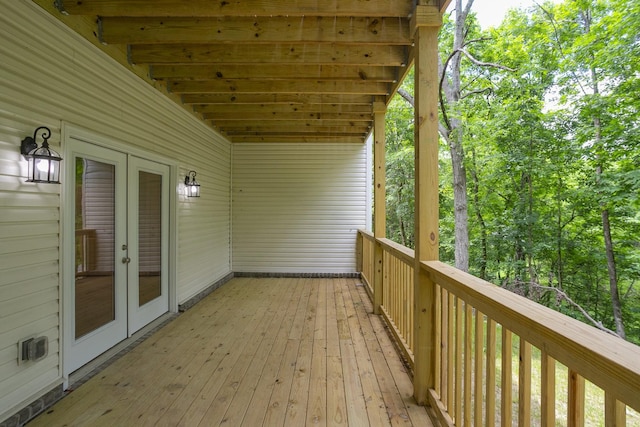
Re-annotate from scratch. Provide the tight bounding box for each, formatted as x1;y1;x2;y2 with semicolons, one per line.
29;277;434;426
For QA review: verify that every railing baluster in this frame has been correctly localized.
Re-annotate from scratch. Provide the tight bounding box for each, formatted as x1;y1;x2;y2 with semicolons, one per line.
486;318;496;427
409;262;414;351
541;350;556;426
447;291;455;416
519;339;532;427
464;303;472;425
401;259;406;344
475;310;485;425
501;328;513;427
441;289;449;410
383;252;388;311
604;392;626;427
395;257;399;328
435;282;442;396
455;296;463;425
568;369;585;427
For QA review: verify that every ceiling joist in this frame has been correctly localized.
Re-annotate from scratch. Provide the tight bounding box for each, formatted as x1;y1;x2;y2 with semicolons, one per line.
48;0;434;143
130;44;407;66
57;0;414;18
150;65;399;82
100;16;411;45
169;80;390;96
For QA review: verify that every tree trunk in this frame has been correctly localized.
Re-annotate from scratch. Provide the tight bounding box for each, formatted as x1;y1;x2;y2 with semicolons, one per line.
600;200;625;338
470;148;487;279
556;174;564;289
397;183;408;247
440;0;472;272
450;125;469;271
580;8;626;339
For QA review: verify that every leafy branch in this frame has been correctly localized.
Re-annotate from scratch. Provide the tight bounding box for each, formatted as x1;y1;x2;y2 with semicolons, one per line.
439;46;516;132
524;282;621;338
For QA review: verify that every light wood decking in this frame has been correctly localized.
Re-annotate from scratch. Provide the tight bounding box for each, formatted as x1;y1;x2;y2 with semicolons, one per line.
29;277;434;426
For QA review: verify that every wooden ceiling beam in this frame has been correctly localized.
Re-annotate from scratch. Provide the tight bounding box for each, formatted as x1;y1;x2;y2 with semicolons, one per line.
216;119;370;129
231;136;366;143
169;80;389;95
223;127;370;136
151;64;398;82
130;44;407;66
194;103;373;115
203;112;372;121
182;93;374;105
100;17;411;45
58;0;414;18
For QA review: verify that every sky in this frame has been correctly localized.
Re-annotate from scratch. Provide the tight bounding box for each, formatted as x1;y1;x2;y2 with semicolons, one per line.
449;0;555;29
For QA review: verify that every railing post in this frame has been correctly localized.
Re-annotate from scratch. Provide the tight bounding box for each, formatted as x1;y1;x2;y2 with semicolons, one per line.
373;239;384;314
412;4;442;406
356;230;363;273
373;100;386;314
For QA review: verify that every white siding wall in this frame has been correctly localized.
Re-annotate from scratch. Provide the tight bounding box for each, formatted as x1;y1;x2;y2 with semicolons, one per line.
232;143;368;273
0;1;231;419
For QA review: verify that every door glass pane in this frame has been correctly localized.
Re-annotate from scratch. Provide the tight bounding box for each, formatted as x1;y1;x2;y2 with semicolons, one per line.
138;171;162;306
75;158;116;338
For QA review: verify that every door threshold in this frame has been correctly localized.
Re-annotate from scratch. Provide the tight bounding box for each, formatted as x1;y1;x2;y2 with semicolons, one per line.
66;312;178;389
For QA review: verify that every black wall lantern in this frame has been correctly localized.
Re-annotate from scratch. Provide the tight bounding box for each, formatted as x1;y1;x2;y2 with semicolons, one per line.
21;126;62;184
184;170;200;197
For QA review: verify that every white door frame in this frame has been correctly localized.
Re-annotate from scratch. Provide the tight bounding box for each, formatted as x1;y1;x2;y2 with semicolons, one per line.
61;123;178;378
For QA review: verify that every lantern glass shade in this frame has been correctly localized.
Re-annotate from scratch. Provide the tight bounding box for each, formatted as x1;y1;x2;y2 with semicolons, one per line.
21;127;62;184
26;145;62;183
186;183;200;197
184;171;200;197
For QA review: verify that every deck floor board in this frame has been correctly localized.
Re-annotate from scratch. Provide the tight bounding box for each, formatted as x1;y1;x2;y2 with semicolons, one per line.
28;277;434;427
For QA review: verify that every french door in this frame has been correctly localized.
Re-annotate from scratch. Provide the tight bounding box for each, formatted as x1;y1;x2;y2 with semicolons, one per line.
63;136;170;375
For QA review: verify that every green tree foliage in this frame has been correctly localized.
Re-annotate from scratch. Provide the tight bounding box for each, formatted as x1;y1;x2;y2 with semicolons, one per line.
383;0;640;343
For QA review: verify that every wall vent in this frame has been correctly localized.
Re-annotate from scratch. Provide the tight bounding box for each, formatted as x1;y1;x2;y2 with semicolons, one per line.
18;336;48;364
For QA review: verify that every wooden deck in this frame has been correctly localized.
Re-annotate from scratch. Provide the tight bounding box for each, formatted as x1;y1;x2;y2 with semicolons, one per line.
29;277;434;426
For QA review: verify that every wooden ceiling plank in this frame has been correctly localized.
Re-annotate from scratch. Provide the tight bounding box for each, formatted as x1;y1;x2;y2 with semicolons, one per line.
59;0;414;18
151;64;398;82
169;80;389;95
182;93;374;105
130;44;407;66
101;16;411;45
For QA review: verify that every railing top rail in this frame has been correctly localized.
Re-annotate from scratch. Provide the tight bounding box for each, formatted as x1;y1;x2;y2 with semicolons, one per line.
378;237;415;266
358;229;375;241
421;260;640;412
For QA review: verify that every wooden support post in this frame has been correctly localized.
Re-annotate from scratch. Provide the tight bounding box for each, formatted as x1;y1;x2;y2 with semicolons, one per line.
373;100;386;238
373;100;386;314
355;230;363;273
412;4;442;405
373;240;383;314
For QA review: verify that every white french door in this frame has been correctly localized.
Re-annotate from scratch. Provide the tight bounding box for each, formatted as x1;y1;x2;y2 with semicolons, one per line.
127;156;170;333
63;136;170;375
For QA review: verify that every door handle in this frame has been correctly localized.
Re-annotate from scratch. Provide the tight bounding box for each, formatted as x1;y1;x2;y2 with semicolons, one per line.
122;257;131;264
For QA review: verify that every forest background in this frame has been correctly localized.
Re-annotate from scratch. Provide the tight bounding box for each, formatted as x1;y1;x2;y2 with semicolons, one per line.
385;0;640;343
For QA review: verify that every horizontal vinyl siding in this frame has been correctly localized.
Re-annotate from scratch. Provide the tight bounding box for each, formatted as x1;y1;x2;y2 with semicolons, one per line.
232;143;367;273
0;1;231;419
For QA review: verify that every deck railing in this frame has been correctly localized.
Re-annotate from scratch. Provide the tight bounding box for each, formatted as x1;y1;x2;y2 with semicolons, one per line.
357;229;640;426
